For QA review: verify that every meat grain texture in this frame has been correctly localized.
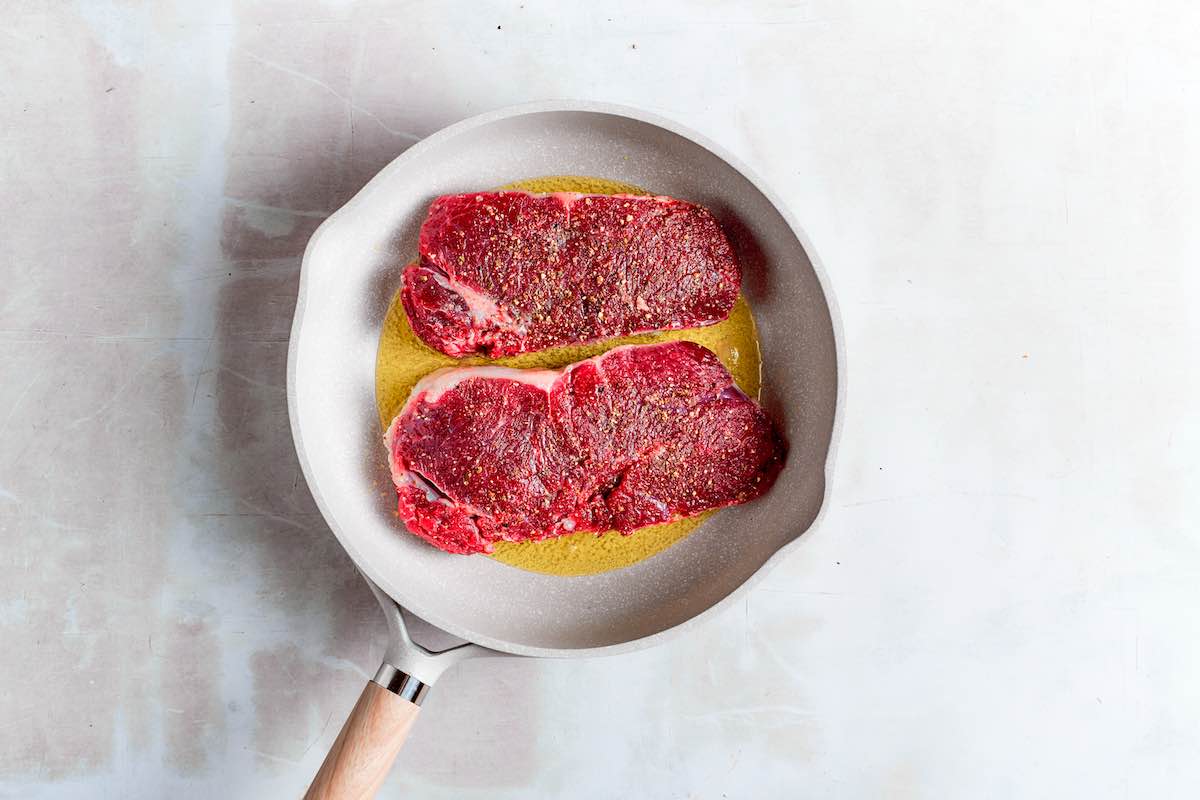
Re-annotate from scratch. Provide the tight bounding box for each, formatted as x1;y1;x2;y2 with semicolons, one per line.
401;192;740;357
385;341;786;555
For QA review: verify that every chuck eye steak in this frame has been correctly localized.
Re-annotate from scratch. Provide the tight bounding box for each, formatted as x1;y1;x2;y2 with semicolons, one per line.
401;191;741;357
385;341;786;555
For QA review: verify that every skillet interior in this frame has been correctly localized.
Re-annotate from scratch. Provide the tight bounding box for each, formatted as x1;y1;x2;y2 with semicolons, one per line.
288;104;839;654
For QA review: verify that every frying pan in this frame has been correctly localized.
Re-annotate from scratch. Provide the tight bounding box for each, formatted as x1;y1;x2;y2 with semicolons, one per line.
287;100;843;798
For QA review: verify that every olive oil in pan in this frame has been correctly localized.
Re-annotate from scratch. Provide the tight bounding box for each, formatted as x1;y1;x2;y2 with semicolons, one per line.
375;176;764;576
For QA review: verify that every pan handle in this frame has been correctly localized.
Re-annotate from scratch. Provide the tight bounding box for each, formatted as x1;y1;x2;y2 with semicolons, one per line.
303;576;502;799
302;677;420;799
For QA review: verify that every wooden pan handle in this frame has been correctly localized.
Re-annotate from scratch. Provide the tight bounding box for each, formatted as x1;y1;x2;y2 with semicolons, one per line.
304;680;421;800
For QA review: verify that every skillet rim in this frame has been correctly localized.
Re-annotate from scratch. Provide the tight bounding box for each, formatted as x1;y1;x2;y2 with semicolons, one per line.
286;100;847;657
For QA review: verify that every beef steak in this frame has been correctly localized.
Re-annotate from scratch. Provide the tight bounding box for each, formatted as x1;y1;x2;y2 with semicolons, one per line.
384;341;785;555
401;192;740;357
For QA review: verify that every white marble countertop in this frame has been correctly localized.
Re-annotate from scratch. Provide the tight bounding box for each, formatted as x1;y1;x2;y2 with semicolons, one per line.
3;1;1199;797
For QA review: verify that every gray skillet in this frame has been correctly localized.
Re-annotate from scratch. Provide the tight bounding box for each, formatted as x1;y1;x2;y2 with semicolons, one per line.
287;101;843;798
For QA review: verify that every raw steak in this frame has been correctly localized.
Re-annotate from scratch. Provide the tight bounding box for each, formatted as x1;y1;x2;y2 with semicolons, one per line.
401;192;740;357
384;341;785;555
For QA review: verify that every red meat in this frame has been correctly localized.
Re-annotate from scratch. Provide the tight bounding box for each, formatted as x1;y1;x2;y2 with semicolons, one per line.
401;192;740;357
384;341;785;555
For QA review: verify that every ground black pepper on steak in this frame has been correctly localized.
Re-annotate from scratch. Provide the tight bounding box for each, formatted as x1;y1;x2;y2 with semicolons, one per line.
401;192;741;357
384;341;785;554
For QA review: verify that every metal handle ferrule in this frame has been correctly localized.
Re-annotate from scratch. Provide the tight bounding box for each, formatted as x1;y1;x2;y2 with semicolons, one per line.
372;662;431;706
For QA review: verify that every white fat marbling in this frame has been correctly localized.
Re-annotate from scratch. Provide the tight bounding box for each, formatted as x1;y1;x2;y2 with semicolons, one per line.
408;364;560;407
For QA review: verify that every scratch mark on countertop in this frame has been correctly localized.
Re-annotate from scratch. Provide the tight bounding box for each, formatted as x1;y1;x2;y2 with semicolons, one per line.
302;709;336;759
191;335;217;409
63;360;156;430
0;366;46;439
217;365;284;392
225;197;329;219
247;748;301;766
238;49;421;140
231;498;314;532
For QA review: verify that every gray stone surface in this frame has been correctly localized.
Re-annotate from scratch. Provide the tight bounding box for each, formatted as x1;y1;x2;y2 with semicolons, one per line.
2;1;1199;797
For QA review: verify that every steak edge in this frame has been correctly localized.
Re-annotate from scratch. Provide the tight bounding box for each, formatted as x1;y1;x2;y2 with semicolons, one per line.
401;192;740;357
384;341;785;555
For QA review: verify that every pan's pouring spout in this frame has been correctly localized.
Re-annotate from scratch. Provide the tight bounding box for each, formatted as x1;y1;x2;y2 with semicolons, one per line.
303;576;502;799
